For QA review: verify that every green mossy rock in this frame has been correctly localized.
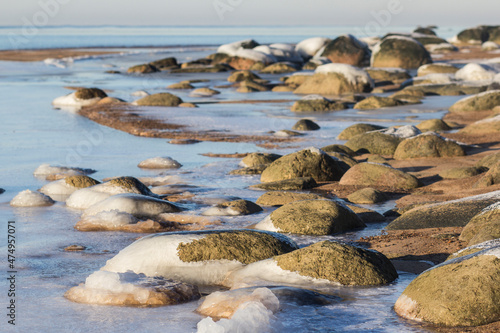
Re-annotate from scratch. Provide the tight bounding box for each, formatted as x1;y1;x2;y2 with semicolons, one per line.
227;70;260;82
241;153;282;168
338;123;386;140
75;88;107;100
237;79;269;92
320;34;370;66
474;161;500;188
460;203;500;246
449;90;500;112
177;230;298;265
320;144;355;156
476;151;500;168
260;148;345;183
294;72;373;95
345;132;402;155
439;166;488;179
168;82;194;89
108;176;154;196
215;199;263;215
261;200;365;235
256;191;324;206
393;134;465;160
417;63;458;77
65;175;100;188
275;241;397;285
347;188;387;204
371;37;432;69
339;162;419;190
149;57;178;69
291;98;346;112
135;93;183;107
229;165;267;175
127;64;159;74
292;119;320;131
353;96;403;110
251;177;318;191
416;118;452;132
386;191;500;230
394;245;500;326
260;62;298;74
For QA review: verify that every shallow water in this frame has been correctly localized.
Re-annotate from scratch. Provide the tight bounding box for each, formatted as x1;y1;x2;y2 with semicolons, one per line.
0;30;470;332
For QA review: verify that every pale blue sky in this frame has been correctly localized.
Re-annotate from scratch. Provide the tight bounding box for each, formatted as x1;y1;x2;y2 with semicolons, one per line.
1;0;498;27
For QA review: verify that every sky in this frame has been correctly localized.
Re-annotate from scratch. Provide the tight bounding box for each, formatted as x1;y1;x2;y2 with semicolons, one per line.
1;0;499;27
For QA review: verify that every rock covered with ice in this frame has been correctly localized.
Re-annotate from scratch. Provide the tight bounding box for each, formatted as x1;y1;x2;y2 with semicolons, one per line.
455;63;497;81
314;63;373;86
40;175;100;196
217;39;260;56
65;270;200;306
320;34;371;66
10;189;55;207
33;163;96;180
295;37;331;59
137;156;182;169
52;88;107;110
253;44;302;63
417;63;459;77
102;230;298;285
482;41;500;51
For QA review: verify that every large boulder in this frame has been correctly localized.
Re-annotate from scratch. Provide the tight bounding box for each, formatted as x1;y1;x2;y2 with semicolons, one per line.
386;190;500;230
294;64;373;95
460;202;500;246
338;123;386;140
134;93;183;107
240;153;281;168
292;119;320;131
256;191;324;206
225;241;397;288
254;200;365;235
102;230;298;285
320;34;370;66
475;160;500;188
371;36;432;69
449;90;500;112
460;114;500;135
345;132;402;155
339;163;419;190
454;26;491;44
291;95;346;112
393;134;465;160
260;148;345;183
394;243;500;326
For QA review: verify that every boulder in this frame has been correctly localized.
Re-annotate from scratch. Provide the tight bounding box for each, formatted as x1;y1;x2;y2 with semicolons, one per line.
52;88;107;109
320;34;370;66
413;27;437;36
393;134;465;160
439;166;488;179
284;74;311;88
149;57;178;69
339;162;419;190
345;132;402;155
394;243;500;326
455;63;497;81
292;119;320;131
260;148;345;183
229;165;267;175
291;95;346;112
260;62;298;74
134;93;183;107
102;230;298;285
202;200;263;216
10;189;55;207
320;144;355;156
256;191;324;206
241;153;281;168
338;123;386;140
460;114;500;135
371;36;432;69
386;190;500;230
127;64;159;74
190;87;220;97
416;119;452;132
138;157;182;169
449;90;500;112
255;200;365;235
347;188;387;204
327;152;357;172
403;83;488;96
460;202;500;246
237;79;269;92
455;26;490;44
417;63;459;77
227;70;260;82
475;160;500;188
251;177;318;191
167;82;194;89
294;64;374;95
476;151;500;168
483;41;500;51
353;96;403;110
294;37;330;60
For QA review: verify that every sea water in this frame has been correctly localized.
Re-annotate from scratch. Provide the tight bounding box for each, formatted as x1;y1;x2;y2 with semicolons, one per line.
0;25;468;332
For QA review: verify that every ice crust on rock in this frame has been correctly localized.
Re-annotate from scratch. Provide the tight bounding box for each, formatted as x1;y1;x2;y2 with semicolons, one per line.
315;63;374;88
10;189;55;207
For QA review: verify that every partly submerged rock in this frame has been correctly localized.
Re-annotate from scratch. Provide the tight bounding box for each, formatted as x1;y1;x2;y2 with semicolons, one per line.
260;62;297;74
255;191;323;206
138;157;182;169
102;230;298;285
254;200;365;235
320;34;371;66
134;93;183;107
353;96;403;110
40;175;101;196
292;119;320;131
394;243;500;326
460;202;500;246
190;87;220;97
227;70;260;82
149;57;178;69
393;134;465;160
260;148;345;183
416;119;452;132
10;190;55;207
127;64;159;74
371;36;432;69
241;153;282;168
65;270;200;307
347;188;387;204
345;132;402;155
339;163;419;190
167;82;194;89
251;177;318;191
202;200;263;216
338;123;386;141
291;96;346;112
52;88;107;109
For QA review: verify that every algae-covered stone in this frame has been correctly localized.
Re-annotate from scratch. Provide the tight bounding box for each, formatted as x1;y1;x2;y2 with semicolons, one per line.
371;36;432;69
460;202;500;246
474;160;500;188
108;176;154;196
393;134;465;160
127;64;159;74
291;96;346;112
260;148;345;183
292;119;320;131
327;152;357;172
320;34;371;66
439;166;488;179
366;155;388;164
417;63;459;77
168;82;194;89
227;70;260;82
65;175;101;188
347;188;387;204
339;163;419;190
256;191;323;206
134;93;183;107
202;199;263;216
177;230;298;265
386;190;500;230
476;151;500;168
394;244;500;326
149;57;178;69
229;165;267;175
365;68;411;82
320;144;355;156
241;153;281;168
275;241;397;285
353;96;403;110
255;200;365;235
345;132;402;155
416;119;452;132
449;90;500;112
260;62;297;74
75;88;107;100
251;177;318;191
338;123;386;140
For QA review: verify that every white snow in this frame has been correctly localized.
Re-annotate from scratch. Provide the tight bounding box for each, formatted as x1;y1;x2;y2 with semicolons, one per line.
138;175;185;186
269;43;295;53
295;37;330;59
477;201;500;215
10;189;55;207
82;193;178;219
137;156;182;169
254;45;302;63
66;187;113;210
52;91;102;109
315;63;374;88
234;48;276;64
254;215;280;232
413;73;455;85
102;232;245;285
40;178;87;196
217;40;257;56
382;125;422;138
300;94;328;101
455;63;497;81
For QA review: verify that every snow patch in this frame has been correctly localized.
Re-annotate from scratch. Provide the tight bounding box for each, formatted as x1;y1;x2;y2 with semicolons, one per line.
455;63;497;81
295;37;330;59
52;92;101;109
254;215;280;233
382;125;421;138
82;210;138;228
